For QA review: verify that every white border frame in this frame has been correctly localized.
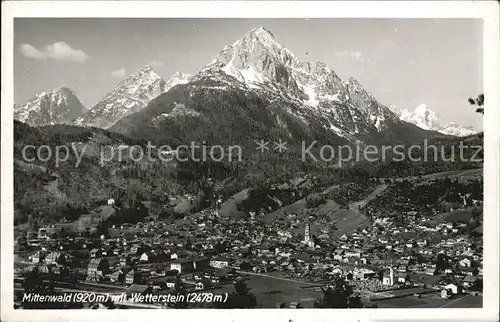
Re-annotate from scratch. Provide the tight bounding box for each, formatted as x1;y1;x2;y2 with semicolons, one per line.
1;2;499;322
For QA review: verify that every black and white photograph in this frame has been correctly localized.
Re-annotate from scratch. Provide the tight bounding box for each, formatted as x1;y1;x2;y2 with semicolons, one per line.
1;1;499;322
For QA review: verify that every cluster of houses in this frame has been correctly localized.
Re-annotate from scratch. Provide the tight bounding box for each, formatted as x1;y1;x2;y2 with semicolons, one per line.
17;189;483;303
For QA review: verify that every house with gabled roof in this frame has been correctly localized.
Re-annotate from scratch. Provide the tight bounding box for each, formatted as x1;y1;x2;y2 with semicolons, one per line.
86;258;109;282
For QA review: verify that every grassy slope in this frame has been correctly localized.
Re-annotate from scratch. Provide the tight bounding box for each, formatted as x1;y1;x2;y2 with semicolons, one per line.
262;184;375;235
218;188;253;219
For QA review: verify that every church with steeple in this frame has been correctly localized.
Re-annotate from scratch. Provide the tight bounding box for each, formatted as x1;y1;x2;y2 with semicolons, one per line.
303;222;315;248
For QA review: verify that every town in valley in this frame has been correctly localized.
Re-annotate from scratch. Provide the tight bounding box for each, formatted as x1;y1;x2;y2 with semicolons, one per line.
12;20;485;309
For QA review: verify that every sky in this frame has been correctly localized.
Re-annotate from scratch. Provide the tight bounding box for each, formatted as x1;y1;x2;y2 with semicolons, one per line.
14;18;483;130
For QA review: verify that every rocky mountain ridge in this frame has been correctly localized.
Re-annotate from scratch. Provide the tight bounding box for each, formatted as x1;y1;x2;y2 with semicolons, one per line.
14;87;87;126
398;104;477;137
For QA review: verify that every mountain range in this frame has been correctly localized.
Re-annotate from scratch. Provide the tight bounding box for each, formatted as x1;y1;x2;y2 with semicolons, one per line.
74;66;193;129
397;104;477;137
12;26;484;224
14;87;87;127
14;27;475;144
110;27;443;148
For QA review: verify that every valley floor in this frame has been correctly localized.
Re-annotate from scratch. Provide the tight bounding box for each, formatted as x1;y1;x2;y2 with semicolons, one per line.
13;169;484;309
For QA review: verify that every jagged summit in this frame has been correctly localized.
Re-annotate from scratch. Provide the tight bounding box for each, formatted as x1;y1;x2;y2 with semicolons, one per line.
250;26;275;36
22;26;461;145
74;65;167;128
112;26;417;145
243;26;285;50
414;103;434;116
398;104;476;137
117;65;161;86
73;65;195;129
14;86;87;127
166;71;192;89
399;104;443;130
205;27;352;98
140;64;154;71
204;26;300;90
53;86;76;94
195;27;400;135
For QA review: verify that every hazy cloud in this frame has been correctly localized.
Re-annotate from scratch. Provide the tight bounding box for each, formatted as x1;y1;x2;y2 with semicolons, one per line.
335;51;363;61
150;60;165;67
20;42;89;62
111;68;127;79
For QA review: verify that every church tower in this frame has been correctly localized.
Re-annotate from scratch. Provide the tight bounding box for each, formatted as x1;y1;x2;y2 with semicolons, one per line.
304;222;314;247
304;222;311;243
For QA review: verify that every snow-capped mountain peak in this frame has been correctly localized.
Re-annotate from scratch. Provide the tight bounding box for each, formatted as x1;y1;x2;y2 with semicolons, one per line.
400;104;440;128
74;65;167;128
244;26;288;52
414;103;439;120
166;71;192;89
14;86;87;126
398;104;477;136
151;27;400;139
112;27;451;148
139;64;154;72
117;65;164;91
209;26;298;88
